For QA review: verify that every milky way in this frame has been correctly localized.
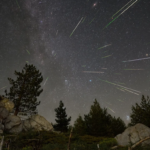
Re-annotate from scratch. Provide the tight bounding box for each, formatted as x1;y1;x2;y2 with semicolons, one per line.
0;0;150;125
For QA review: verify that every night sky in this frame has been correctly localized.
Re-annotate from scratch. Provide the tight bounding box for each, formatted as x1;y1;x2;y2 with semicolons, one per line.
0;0;150;126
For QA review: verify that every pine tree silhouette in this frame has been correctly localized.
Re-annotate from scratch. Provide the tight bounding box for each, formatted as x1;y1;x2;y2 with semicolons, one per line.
128;95;150;127
53;100;71;132
3;63;43;116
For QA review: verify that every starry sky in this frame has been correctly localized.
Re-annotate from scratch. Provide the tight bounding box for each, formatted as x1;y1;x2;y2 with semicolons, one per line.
0;0;150;126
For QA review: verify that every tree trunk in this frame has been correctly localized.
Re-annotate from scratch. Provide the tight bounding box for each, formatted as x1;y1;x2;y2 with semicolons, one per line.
111;136;150;150
14;108;19;116
131;137;150;149
0;136;4;150
14;73;27;116
68;128;73;150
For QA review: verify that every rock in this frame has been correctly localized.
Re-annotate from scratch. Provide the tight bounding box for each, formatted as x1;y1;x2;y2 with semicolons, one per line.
0;98;14;112
0;123;4;134
0;123;4;130
9;123;23;133
0;129;3;134
4;115;22;131
0;107;9;119
115;123;150;147
22;114;54;131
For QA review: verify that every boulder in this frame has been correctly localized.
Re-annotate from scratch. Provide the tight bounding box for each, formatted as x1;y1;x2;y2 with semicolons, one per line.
115;123;150;147
0;98;14;112
4;115;22;131
0;123;4;134
0;107;9;119
0;123;4;130
22;114;54;131
9;123;23;133
0;129;3;134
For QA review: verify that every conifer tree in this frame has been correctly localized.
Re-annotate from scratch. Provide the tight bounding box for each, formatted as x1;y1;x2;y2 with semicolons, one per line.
73;115;87;135
110;116;126;136
3;63;43;116
53;100;71;132
128;95;150;127
84;99;113;137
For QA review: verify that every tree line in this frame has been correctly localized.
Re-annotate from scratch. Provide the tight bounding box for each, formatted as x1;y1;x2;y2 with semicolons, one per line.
0;63;150;137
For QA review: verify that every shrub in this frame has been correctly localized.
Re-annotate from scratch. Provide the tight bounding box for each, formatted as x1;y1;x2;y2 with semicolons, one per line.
99;138;117;149
21;146;32;150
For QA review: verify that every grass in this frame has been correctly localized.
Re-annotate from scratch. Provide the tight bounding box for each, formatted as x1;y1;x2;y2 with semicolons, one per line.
1;130;150;150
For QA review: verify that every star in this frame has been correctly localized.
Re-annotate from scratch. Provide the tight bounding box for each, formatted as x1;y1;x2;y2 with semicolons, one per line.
92;2;97;8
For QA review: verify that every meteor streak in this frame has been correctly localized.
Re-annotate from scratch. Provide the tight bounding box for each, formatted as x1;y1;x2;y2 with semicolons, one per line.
111;0;134;19
122;88;139;95
98;79;141;93
103;0;138;30
102;55;112;58
70;17;83;37
43;77;49;86
115;82;125;85
15;0;20;9
26;50;30;55
107;107;115;113
116;87;125;92
89;17;96;24
103;51;108;53
117;87;139;95
123;57;150;62
124;69;144;70
82;17;86;23
118;99;124;102
82;65;86;67
83;71;104;74
98;44;111;50
0;86;7;90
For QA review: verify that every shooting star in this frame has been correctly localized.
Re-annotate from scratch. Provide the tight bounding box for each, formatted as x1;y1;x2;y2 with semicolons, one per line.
83;71;104;74
89;17;96;24
98;44;111;50
98;78;141;94
0;86;7;90
115;82;125;85
102;55;112;59
43;77;49;86
124;69;144;70
118;99;124;102
107;107;115;113
116;87;125;92
70;17;83;37
26;50;30;55
103;0;138;30
123;57;150;62
15;0;20;9
103;51;108;53
111;0;134;19
82;17;86;23
122;88;139;95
